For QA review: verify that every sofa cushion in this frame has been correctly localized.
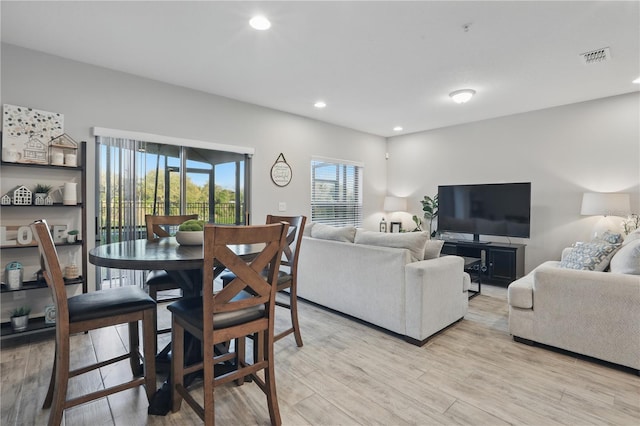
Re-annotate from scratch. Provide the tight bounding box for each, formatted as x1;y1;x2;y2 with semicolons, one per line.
609;239;640;275
354;230;428;262
311;223;356;243
423;239;445;260
303;221;314;237
559;240;620;271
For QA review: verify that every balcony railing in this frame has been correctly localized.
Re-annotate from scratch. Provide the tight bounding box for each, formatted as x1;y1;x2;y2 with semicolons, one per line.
98;201;244;243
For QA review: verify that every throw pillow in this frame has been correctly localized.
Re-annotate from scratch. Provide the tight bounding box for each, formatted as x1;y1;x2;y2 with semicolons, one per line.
310;223;356;243
609;239;640;275
595;231;623;245
424;239;445;260
354;230;429;262
559;240;620;271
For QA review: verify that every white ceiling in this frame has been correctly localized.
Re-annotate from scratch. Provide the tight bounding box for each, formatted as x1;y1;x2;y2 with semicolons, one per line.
2;1;639;137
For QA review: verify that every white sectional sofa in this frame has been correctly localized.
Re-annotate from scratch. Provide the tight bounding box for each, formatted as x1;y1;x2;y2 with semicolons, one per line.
508;231;640;371
297;224;470;345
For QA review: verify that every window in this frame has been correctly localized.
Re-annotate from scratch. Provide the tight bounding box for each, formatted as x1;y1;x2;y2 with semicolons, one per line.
311;157;363;227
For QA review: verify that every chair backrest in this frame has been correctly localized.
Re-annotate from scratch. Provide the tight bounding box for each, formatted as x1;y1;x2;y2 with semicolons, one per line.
202;223;289;330
266;215;306;272
145;214;198;240
31;219;70;326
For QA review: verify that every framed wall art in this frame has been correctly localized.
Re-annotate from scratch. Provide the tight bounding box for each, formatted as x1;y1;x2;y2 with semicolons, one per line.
270;153;292;187
2;104;64;164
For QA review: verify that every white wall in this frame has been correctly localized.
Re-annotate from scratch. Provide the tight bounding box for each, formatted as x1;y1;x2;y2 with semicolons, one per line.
387;92;640;272
0;44;386;309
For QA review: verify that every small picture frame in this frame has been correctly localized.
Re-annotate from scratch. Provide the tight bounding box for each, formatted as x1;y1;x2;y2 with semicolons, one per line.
390;222;402;233
44;305;56;324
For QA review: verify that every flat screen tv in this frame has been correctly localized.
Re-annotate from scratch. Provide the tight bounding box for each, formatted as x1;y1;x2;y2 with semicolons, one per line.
437;182;531;242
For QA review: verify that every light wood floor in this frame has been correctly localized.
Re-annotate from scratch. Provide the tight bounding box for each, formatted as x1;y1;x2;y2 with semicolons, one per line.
1;285;639;425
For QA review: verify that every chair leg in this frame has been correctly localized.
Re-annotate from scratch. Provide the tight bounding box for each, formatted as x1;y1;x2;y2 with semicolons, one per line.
42;342;57;409
264;332;281;426
235;336;245;386
142;309;157;402
47;338;70;426
171;318;184;413
289;284;303;347
149;286;160;353
203;330;215;426
128;322;143;377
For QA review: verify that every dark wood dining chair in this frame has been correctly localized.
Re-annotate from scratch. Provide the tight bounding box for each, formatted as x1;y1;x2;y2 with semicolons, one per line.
266;214;306;346
222;215;307;346
168;222;289;425
144;214;198;336
31;220;156;426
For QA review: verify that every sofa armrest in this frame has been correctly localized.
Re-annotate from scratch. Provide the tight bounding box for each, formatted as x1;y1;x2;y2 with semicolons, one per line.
404;255;468;341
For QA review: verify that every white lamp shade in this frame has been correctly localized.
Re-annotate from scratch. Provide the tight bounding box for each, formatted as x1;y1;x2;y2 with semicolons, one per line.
580;192;631;216
383;196;407;212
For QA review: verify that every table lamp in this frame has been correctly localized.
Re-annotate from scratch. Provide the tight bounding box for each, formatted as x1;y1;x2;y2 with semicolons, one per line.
580;192;631;238
383;196;407;212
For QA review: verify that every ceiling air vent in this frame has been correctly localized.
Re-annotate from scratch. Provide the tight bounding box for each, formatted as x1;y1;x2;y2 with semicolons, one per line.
580;47;611;64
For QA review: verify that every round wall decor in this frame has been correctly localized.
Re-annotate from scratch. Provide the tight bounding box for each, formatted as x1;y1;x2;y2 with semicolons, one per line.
270;153;292;187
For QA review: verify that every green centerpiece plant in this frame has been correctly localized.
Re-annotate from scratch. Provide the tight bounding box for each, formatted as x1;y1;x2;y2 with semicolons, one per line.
176;219;206;245
178;219;205;231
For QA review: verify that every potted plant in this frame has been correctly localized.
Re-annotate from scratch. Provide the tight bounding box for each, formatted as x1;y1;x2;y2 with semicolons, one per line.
67;229;79;243
10;306;31;332
176;219;205;245
420;195;439;238
33;183;53;205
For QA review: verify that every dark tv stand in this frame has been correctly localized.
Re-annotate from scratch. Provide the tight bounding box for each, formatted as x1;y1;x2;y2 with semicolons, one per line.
460;234;492;245
442;240;526;285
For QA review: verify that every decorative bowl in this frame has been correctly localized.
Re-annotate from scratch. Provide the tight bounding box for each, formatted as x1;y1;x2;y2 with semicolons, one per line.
175;231;204;245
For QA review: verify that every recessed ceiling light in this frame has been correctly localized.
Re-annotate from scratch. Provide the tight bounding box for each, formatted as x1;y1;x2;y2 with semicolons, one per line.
449;89;476;104
249;16;271;30
393;126;403;132
633;77;640;84
314;101;327;109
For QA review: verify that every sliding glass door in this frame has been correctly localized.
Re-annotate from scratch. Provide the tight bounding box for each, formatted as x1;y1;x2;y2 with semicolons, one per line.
96;137;249;289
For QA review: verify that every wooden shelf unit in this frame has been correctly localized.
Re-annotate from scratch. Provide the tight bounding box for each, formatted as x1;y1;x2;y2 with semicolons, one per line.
1;141;87;341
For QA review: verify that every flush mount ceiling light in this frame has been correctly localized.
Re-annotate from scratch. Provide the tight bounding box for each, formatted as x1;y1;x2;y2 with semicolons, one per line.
314;101;327;109
449;89;476;104
393;126;403;132
249;16;271;30
633;77;640;84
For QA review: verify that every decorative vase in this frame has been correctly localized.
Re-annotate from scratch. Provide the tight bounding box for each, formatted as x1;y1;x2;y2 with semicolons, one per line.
175;231;204;245
11;315;29;332
67;234;76;243
64;264;79;279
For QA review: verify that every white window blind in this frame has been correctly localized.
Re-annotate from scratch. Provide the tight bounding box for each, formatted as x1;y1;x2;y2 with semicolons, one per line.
311;158;363;227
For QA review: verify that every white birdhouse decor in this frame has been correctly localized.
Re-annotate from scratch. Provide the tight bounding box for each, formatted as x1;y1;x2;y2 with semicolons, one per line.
11;185;32;205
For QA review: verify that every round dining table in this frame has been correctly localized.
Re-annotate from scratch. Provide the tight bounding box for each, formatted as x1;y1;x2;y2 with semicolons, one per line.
89;236;262;296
